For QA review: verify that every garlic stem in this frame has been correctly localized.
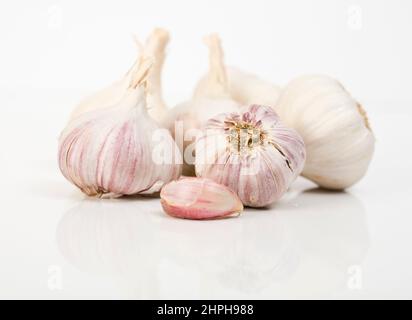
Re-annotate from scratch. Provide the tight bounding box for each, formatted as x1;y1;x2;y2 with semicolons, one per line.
69;29;170;123
144;28;169;96
129;56;153;89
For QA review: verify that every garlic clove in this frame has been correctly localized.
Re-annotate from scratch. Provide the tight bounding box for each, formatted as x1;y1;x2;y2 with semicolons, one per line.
195;105;306;207
69;28;170;125
160;177;243;220
274;75;375;189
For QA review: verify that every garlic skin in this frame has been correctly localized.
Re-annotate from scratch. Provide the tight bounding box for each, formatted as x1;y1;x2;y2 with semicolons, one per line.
275;75;375;189
69;28;170;124
59;58;182;198
195;105;306;207
167;34;239;176
160;177;243;220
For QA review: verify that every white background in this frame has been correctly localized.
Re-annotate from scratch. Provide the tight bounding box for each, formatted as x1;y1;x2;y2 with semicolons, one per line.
0;0;411;299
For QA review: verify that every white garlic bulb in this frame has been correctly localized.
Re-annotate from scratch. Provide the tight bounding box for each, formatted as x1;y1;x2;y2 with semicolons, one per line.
194;36;281;108
195;105;306;207
59;57;182;198
167;34;239;176
275;75;375;189
69;28;170;124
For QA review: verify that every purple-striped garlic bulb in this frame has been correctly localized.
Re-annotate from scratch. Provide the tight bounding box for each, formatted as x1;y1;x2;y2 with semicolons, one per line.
58;57;182;198
195;105;306;207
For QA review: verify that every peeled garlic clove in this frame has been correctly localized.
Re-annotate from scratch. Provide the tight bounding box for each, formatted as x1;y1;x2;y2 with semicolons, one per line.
59;57;182;198
160;177;243;220
274;75;375;189
69;28;170;124
195;105;306;207
167;34;239;176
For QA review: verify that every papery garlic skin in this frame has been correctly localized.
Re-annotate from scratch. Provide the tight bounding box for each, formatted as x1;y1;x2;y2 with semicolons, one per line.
275;75;375;189
195;105;306;207
59;59;182;198
69;28;170;124
160;177;243;220
167;34;239;176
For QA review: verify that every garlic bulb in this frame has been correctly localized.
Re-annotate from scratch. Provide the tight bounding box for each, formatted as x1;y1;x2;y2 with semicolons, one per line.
69;28;170;124
59;57;182;197
275;75;375;189
195;105;306;207
167;34;239;176
194;36;281;108
160;177;243;220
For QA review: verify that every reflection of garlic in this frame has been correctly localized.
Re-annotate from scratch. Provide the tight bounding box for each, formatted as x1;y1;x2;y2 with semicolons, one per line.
57;200;155;275
70;28;170;124
275;75;375;189
167;34;239;176
195;105;306;207
59;57;181;198
194;36;281;108
160;177;243;220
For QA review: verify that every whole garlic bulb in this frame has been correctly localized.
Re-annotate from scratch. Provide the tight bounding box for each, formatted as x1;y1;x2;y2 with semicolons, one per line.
194;36;281;108
275;75;375;189
167;34;239;176
69;28;170;124
59;57;182;198
195;105;306;207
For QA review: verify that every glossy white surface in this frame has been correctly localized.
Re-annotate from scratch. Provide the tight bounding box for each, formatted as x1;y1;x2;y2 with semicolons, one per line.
1;0;412;299
1;91;411;299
